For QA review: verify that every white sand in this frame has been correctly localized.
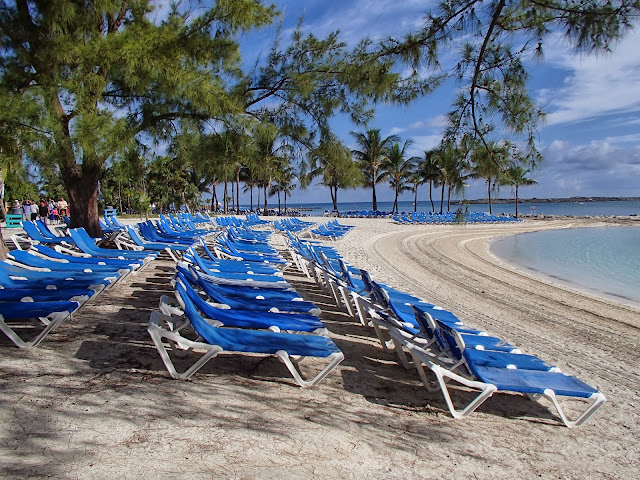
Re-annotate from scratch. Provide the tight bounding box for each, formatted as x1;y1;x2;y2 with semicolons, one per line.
1;216;639;478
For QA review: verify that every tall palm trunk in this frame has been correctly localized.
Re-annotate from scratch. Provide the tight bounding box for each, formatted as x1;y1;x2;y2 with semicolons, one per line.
263;184;269;216
487;181;492;215
235;170;241;215
440;183;445;214
515;184;519;218
413;183;418;212
429;181;435;212
223;181;228;214
371;168;378;211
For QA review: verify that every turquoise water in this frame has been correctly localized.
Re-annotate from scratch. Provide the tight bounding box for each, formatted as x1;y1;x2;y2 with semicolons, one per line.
491;227;640;305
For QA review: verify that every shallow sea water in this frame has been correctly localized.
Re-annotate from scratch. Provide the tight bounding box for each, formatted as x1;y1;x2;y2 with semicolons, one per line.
491;226;640;306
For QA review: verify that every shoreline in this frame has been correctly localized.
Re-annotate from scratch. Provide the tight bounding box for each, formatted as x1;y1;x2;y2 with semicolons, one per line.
488;232;640;311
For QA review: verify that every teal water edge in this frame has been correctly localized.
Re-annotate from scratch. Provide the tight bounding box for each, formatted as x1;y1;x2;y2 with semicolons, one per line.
491;226;640;306
288;199;640;217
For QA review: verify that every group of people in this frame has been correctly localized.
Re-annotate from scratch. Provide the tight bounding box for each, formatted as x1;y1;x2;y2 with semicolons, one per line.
9;197;69;224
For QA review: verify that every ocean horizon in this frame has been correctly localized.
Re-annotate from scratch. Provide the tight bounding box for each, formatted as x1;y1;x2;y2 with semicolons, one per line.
283;198;640;217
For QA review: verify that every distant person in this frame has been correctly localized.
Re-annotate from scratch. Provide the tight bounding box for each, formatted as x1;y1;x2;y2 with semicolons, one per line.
29;200;38;221
21;200;30;221
57;197;68;217
49;206;58;224
38;199;49;223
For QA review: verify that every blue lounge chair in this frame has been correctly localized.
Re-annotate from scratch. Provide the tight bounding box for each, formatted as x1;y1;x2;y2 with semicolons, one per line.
124;226;189;261
148;286;344;386
166;278;326;333
0;299;80;348
0;262;119;289
17;221;73;245
177;270;320;316
69;228;157;261
29;245;142;270
6;250;133;277
406;307;606;427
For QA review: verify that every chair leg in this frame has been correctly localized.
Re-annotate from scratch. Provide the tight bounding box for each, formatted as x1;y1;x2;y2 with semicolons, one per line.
0;311;72;349
148;312;223;379
541;389;607;428
275;350;344;387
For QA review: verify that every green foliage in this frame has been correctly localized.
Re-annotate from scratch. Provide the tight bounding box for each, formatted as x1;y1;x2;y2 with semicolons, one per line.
301;133;362;210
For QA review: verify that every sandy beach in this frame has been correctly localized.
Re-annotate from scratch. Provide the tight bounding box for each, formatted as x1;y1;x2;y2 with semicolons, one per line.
1;216;639;478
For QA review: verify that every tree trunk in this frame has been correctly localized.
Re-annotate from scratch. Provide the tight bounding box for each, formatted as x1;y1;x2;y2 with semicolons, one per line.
413;183;418;212
63;164;102;238
429;181;435;212
440;184;445;214
447;185;451;212
235;172;240;215
249;185;253;211
371;181;377;212
515;184;519;218
393;189;399;214
223;181;228;214
231;181;236;212
262;184;269;216
284;191;288;214
277;190;281;214
330;186;337;211
487;181;492;215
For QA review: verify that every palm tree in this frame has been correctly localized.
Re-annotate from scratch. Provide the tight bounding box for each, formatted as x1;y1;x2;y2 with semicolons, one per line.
380;140;417;214
350;129;399;211
253;124;292;216
503;164;537;218
471;141;509;215
416;149;441;212
436;142;469;213
301;134;362;212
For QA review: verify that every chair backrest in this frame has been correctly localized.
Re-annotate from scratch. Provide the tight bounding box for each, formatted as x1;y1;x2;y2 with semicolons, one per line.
412;306;450;354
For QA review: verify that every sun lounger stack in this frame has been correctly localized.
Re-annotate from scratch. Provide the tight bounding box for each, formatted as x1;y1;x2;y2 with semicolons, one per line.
285;232;606;427
147;223;344;387
0;242;148;348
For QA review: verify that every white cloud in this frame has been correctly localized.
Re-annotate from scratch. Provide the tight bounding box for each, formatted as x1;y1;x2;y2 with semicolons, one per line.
543;29;640;126
408;135;442;153
526;139;640;197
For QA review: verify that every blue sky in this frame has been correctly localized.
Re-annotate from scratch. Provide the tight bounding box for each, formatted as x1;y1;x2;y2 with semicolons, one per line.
177;1;640;205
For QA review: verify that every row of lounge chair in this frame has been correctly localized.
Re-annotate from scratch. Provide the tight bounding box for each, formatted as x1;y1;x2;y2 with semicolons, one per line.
285;233;606;427
341;210;393;218
393;211;522;224
146;220;345;387
1;223;157;348
1;212;224;347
